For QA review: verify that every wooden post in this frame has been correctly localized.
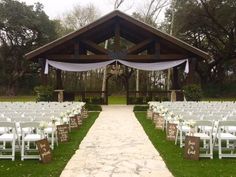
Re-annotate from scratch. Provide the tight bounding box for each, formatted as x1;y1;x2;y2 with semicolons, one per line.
56;69;63;89
124;66;130;105
105;76;109;105
186;58;197;85
126;77;129;105
38;58;48;86
172;66;180;89
74;40;80;58
155;39;160;59
40;69;48;86
136;69;139;97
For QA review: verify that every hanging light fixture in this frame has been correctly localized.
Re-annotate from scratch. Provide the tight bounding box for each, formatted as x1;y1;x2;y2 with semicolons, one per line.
110;61;123;76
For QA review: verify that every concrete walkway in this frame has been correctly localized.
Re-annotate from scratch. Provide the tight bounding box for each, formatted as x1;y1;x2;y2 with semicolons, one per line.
60;105;172;177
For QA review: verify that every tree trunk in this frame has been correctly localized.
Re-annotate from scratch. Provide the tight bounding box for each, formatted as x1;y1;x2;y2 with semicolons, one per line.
101;40;109;98
136;69;139;97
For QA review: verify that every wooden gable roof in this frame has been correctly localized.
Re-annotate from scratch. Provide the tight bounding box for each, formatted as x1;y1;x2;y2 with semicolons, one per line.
25;10;209;62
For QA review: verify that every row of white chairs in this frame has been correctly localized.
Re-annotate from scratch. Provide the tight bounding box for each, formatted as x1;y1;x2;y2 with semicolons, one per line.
148;101;236;159
0;102;85;161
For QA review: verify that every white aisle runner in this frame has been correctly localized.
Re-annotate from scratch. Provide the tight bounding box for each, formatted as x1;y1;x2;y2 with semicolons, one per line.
60;105;172;177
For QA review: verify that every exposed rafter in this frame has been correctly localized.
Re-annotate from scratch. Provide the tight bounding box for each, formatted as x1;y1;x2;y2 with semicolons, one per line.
127;39;153;54
114;22;120;51
80;40;108;54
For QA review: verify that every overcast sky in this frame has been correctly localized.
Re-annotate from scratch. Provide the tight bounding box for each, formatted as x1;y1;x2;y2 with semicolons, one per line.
18;0;166;21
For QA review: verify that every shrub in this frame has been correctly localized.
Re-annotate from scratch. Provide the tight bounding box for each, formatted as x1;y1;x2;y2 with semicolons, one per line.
136;97;144;104
133;105;149;111
161;96;170;102
84;98;91;104
183;84;202;101
91;97;103;104
34;85;53;102
128;97;135;104
145;96;152;103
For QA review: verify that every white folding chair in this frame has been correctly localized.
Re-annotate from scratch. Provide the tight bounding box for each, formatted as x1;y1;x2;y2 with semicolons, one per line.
216;120;236;159
0;122;18;161
175;115;199;148
44;122;58;150
191;120;214;159
20;122;43;161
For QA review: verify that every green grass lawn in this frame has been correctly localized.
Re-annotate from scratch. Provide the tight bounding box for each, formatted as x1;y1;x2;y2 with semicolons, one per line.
203;97;236;101
0;112;100;177
135;111;236;177
108;95;126;104
0;96;36;102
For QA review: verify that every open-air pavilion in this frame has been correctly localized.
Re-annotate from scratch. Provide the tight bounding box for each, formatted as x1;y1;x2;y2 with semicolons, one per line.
25;10;209;104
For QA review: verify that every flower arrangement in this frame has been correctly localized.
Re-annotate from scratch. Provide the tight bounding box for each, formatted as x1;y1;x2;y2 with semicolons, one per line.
66;110;71;116
174;115;184;123
39;121;48;130
60;112;65;119
187;120;196;128
50;116;57;124
62;117;69;124
165;111;176;122
73;109;80;115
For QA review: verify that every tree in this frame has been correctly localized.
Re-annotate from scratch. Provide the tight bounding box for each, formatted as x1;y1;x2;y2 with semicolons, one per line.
114;0;125;9
132;0;170;93
163;0;236;85
133;0;170;27
0;0;58;95
53;4;102;95
58;4;100;31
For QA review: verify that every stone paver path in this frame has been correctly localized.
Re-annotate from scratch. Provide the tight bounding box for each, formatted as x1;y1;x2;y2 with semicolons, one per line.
60;105;172;177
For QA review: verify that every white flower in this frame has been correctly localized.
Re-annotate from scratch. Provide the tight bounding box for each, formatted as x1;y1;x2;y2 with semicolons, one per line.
39;121;48;130
66;110;71;115
166;116;173;121
73;110;80;115
187;120;196;128
62;117;69;124
175;115;184;122
51;116;59;124
60;113;64;119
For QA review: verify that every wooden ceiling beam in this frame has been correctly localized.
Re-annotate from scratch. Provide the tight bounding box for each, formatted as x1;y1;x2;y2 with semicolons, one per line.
74;40;80;57
45;54;187;61
114;23;120;51
127;39;153;54
80;40;108;54
155;40;160;58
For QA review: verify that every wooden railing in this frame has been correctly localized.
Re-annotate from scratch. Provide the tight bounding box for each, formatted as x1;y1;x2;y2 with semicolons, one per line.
75;91;108;105
127;90;171;105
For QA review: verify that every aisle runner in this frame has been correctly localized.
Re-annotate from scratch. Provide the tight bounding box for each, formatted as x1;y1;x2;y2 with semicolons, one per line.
60;105;172;177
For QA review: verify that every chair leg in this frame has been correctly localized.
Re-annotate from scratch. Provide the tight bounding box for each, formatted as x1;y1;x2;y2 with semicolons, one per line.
27;141;30;150
51;132;54;150
203;139;206;149
175;129;179;145
12;139;15;161
56;132;58;146
210;139;213;159
21;139;24;161
227;140;229;148
219;138;222;159
180;130;183;148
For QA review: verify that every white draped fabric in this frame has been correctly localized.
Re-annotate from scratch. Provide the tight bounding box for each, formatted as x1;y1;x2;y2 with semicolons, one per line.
44;59;189;74
117;59;189;73
44;60;114;74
